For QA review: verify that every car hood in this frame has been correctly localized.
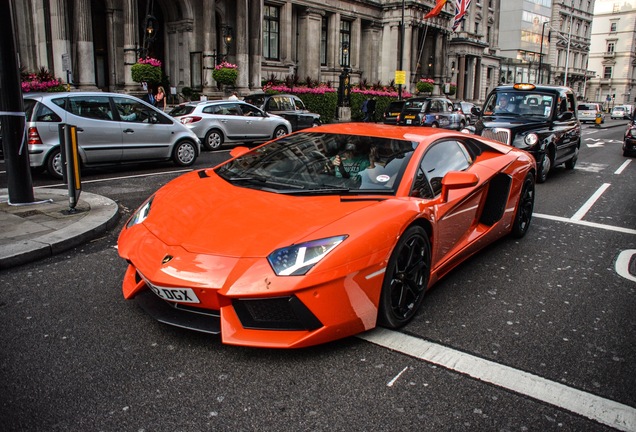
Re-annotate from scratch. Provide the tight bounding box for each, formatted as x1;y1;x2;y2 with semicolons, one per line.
476;117;546;134
141;171;378;257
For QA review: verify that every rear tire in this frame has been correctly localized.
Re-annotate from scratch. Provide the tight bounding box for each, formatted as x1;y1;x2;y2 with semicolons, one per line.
511;173;535;238
46;147;63;179
378;226;430;329
536;152;551;183
564;145;579;170
204;129;224;150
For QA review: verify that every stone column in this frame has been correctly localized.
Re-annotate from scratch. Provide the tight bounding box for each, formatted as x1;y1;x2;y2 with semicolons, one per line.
202;0;217;94
329;13;340;72
380;23;399;84
473;57;482;101
297;8;323;80
362;22;381;82
280;1;293;65
123;0;139;91
351;17;361;72
49;0;71;81
457;54;466;101
433;31;444;95
235;0;249;91
106;6;117;91
403;23;413;93
74;0;96;89
248;0;262;90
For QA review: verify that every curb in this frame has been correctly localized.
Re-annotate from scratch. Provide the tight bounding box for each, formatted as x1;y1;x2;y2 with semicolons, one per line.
0;189;120;269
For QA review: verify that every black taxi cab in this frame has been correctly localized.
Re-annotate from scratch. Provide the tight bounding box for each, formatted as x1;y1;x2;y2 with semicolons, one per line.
468;84;581;183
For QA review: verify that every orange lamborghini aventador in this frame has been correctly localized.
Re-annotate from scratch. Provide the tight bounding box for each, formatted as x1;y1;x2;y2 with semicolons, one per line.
118;123;536;348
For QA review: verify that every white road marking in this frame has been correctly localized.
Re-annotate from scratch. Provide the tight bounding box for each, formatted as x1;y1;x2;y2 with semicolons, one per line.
36;168;193;188
534;213;636;235
571;183;611;221
615;250;636;282
575;162;608;173
386;366;409;387
616;160;632;175
358;328;636;431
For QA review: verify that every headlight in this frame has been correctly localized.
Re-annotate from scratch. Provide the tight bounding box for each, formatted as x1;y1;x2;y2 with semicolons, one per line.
524;133;539;146
513;133;539;150
126;196;154;228
268;235;348;276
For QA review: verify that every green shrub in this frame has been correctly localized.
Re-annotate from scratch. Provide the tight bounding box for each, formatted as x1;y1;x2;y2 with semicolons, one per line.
131;63;161;84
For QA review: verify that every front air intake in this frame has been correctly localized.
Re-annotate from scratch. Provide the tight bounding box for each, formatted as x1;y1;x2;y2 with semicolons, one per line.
233;296;323;331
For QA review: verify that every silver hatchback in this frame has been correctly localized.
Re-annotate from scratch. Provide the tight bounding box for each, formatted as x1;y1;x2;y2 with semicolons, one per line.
169;100;292;150
24;92;201;179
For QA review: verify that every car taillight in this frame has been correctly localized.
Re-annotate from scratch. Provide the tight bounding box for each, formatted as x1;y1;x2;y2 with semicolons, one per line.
27;127;43;145
180;116;202;124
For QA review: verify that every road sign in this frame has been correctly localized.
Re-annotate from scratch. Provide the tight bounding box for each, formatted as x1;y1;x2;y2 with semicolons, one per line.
395;70;406;85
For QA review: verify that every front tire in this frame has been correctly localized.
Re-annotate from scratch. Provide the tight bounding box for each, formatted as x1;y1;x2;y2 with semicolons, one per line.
511;173;535;238
536;151;551;183
273;125;288;139
378;226;431;329
172;140;197;167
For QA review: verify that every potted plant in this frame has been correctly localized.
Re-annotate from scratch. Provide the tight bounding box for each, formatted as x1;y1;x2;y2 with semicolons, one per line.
445;82;457;96
131;57;162;84
213;61;239;86
416;78;435;94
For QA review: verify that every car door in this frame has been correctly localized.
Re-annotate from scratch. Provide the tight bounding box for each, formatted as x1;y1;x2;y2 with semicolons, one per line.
237;103;272;140
112;96;175;161
411;139;483;266
66;95;122;164
553;91;580;162
267;96;299;131
291;96;312;130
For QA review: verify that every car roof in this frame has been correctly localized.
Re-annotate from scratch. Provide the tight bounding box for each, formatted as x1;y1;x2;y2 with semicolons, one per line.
493;84;572;94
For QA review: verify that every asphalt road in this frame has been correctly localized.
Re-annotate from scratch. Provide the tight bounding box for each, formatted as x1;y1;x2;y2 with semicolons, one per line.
1;121;634;432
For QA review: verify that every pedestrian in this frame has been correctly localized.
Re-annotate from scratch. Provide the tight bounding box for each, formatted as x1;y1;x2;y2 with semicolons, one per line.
367;97;377;122
155;86;167;111
228;91;239;101
361;98;368;121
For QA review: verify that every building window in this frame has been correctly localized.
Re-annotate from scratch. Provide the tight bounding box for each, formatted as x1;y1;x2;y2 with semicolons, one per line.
610;22;617;32
340;20;351;66
263;5;280;60
603;66;612;79
321;17;328;66
607;42;615;53
475;22;480;35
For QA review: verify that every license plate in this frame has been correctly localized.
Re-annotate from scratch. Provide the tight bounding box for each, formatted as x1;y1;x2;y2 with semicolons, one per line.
406;119;412;125
390;112;399;116
405;115;416;119
149;285;200;303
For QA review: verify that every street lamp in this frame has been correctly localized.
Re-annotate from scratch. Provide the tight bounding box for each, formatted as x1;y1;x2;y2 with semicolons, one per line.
538;20;549;84
222;26;233;60
336;42;351;120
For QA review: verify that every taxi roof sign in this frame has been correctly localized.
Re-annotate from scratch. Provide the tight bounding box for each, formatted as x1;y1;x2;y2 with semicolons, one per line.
513;83;536;91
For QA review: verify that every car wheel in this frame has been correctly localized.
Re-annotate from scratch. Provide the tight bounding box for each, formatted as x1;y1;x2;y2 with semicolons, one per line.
536;151;551;183
430;122;439;128
46;147;64;179
564;145;579;170
273;126;288;139
511;173;535;238
204;129;224;151
378;225;430;329
312;121;320;128
459;120;466;129
172;140;197;167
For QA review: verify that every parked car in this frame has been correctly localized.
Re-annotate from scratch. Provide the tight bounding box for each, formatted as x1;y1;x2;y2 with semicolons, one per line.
23;92;200;179
454;101;477;124
243;93;320;131
469;83;581;183
382;100;405;125
577;102;605;124
611;105;631;119
170;100;292;150
397;97;464;129
118;123;536;348
624;123;636;156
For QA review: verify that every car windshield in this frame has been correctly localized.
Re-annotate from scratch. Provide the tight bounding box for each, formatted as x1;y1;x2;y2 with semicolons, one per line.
578;104;597;111
215;132;417;195
484;91;555;118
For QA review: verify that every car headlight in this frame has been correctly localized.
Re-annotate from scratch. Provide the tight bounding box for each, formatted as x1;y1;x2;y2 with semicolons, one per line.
126;196;154;228
513;133;539;150
268;235;348;276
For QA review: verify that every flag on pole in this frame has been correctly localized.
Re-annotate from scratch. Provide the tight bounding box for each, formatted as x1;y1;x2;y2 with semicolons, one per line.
452;0;472;31
424;0;447;19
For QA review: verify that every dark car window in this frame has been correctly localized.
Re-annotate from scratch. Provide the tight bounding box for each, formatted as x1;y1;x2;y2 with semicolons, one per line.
293;97;306;111
202;104;227;114
112;96;171;124
170;105;195;116
67;96;113;120
33;102;62;122
413;140;472;198
244;95;266;107
404;99;428;111
239;104;261;116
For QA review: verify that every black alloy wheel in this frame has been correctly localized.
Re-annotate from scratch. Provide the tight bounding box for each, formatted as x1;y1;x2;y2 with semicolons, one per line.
511;172;535;238
378;226;431;328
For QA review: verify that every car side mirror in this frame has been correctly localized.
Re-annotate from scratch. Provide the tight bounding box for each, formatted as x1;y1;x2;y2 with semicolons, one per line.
441;171;479;202
557;111;574;121
230;146;250;158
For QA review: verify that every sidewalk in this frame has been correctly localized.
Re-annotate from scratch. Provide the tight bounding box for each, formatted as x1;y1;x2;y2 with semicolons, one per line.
0;188;119;270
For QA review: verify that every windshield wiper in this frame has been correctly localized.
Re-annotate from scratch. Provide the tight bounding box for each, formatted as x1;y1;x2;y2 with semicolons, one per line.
228;176;305;189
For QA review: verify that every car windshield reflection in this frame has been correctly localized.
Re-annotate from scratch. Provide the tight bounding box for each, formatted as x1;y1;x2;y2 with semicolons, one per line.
215;132;417;195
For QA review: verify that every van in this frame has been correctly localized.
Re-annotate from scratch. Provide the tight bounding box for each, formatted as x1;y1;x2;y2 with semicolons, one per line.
577;102;605;124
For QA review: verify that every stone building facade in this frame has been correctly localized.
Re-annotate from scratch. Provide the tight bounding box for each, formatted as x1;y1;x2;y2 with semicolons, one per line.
11;0;502;103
